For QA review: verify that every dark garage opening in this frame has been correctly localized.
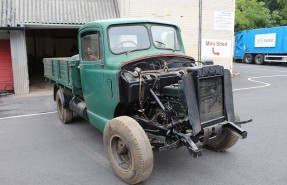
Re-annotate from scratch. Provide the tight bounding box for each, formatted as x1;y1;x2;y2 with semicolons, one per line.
25;29;78;92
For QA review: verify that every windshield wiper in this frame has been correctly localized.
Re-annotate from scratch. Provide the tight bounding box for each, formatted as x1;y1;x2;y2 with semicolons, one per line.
155;41;176;52
126;45;142;55
155;40;166;46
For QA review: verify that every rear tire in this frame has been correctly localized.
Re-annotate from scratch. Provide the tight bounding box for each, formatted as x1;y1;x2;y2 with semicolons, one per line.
243;54;253;64
204;114;241;152
254;54;264;65
103;116;153;185
56;90;73;124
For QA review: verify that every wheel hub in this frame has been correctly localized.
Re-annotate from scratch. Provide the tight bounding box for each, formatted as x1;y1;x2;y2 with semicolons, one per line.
110;135;132;170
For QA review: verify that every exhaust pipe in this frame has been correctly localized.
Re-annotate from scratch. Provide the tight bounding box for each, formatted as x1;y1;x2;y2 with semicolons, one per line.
69;98;89;121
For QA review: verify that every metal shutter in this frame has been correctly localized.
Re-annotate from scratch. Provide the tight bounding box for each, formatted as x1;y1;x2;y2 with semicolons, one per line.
0;40;14;91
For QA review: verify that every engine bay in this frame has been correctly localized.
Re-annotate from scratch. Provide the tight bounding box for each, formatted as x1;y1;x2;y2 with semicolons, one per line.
117;56;246;158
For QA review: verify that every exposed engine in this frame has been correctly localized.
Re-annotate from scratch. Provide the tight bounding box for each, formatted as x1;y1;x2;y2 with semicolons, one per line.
119;56;247;157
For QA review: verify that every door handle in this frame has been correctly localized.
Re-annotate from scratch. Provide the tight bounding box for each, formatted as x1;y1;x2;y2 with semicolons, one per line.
78;65;82;69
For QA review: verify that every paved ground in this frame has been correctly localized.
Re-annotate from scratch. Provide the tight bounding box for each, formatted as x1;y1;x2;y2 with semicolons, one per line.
0;63;287;185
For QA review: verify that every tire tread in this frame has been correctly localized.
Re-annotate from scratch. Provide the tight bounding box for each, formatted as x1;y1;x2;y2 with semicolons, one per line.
103;116;153;184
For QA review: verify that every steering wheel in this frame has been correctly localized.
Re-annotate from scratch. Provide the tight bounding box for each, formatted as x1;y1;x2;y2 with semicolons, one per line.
88;53;98;60
115;41;137;48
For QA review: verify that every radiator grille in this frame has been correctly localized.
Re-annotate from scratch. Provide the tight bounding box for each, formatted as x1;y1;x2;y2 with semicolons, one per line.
198;76;224;123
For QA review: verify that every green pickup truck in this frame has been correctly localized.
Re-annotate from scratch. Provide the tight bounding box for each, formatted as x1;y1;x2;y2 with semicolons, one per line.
44;19;248;184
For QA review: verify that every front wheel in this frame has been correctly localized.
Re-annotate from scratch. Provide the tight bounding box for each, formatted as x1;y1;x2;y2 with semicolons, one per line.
103;116;153;185
204;115;241;152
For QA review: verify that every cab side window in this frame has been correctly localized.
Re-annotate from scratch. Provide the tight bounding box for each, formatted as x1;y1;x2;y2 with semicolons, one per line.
81;32;101;61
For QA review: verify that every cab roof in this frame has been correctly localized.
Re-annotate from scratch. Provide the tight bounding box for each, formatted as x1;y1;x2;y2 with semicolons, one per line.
80;18;181;31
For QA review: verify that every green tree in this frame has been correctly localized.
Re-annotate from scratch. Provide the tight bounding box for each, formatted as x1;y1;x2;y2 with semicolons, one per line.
269;10;283;26
259;0;280;12
259;0;282;26
235;0;271;31
277;0;287;25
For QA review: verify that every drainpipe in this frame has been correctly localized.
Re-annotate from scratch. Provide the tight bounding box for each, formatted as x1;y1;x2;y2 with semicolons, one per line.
198;0;202;61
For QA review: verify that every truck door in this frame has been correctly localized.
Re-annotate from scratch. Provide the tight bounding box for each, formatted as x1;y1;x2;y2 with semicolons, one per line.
234;32;245;59
78;29;105;129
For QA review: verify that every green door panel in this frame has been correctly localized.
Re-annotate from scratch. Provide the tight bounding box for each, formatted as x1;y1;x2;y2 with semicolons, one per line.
80;61;106;131
79;27;120;131
80;66;120;131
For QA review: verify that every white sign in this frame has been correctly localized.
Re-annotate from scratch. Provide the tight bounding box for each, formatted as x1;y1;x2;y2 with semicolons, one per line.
214;11;234;31
255;33;276;47
201;39;231;58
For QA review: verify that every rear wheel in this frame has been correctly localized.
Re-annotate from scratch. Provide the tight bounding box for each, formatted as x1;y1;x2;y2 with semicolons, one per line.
103;116;153;185
204;114;241;152
56;90;73;124
255;54;264;65
243;54;253;64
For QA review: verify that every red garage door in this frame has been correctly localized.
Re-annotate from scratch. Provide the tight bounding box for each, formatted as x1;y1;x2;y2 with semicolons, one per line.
0;40;14;91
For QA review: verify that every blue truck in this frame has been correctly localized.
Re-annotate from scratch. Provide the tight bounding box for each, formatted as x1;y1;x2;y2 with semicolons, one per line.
234;26;287;64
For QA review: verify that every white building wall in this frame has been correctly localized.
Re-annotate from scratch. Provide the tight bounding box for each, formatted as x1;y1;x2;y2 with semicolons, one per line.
117;0;235;71
201;0;235;71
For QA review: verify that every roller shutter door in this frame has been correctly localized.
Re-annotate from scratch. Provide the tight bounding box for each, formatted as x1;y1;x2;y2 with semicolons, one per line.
0;40;14;91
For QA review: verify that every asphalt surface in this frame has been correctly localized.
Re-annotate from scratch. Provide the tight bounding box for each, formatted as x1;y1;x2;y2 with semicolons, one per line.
0;63;287;185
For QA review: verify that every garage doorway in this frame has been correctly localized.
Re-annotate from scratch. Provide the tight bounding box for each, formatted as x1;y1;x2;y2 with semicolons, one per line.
25;29;78;93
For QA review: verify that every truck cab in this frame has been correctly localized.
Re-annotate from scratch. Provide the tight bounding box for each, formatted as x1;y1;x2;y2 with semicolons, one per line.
77;19;188;131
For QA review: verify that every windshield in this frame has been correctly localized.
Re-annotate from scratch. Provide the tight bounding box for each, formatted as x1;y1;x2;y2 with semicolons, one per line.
108;25;150;54
151;25;181;51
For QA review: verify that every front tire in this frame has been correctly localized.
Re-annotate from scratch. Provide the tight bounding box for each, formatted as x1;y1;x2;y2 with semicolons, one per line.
103;116;153;185
204;115;241;152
